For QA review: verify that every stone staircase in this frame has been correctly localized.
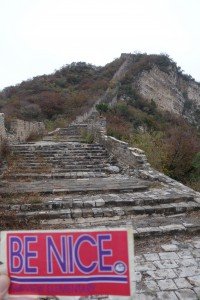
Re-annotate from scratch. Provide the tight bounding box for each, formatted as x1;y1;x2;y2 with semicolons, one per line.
1;186;199;238
5;141;120;180
1;122;200;239
1;123;200;299
43;124;88;142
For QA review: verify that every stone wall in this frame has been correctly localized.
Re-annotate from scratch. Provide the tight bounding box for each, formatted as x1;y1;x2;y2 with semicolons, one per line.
87;114;149;170
10;119;45;142
0;113;6;141
0;113;7;157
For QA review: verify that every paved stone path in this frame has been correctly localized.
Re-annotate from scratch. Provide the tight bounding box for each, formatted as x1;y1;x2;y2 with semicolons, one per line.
134;237;200;299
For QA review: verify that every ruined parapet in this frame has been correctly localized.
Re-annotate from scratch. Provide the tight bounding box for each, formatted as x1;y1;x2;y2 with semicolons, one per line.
0;113;7;159
10;119;46;142
0;113;6;141
86;113;149;171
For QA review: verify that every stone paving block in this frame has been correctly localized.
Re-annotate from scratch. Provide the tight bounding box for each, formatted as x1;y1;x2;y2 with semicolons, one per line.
154;259;178;269
95;199;105;207
194;287;200;298
161;244;179;252
188;275;200;286
146;269;177;280
136;282;146;294
175;267;200;278
175;266;200;277
159;252;179;260
135;255;145;263
136;227;162;235
176;258;198;267
136;293;157;300
192;249;200;258
132;206;145;214
82;209;93;218
135;272;142;283
193;240;200;249
157;279;177;291
102;208;114;217
83;200;96;208
71;209;82;218
92;208;103;217
125;207;135;215
156;291;178;299
73;200;83;208
143;253;160;262
175;289;198;300
144;280;160;292
160;224;185;233
135;262;156;272
113;207;125;216
177;250;194;259
10;204;21;211
174;278;193;289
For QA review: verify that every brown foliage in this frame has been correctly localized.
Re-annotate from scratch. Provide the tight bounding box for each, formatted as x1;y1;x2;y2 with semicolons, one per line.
162;125;200;180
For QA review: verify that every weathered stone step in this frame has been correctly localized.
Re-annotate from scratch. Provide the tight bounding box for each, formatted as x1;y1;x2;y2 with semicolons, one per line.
17;162;108;167
9;166;109;173
16;202;200;221
12;143;103;150
14;152;108;157
1;190;196;211
39;213;200;238
16;156;109;162
7;172;107;180
13;146;107;154
0;177;150;195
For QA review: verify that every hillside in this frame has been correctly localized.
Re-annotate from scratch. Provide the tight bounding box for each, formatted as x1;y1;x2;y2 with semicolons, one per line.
1;53;200;127
0;58;124;129
0;53;200;190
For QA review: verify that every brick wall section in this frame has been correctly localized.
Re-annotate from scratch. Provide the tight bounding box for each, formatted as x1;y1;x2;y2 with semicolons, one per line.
10;119;45;142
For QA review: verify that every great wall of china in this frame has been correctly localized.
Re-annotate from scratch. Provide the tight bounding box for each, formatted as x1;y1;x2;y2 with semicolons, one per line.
0;109;200;299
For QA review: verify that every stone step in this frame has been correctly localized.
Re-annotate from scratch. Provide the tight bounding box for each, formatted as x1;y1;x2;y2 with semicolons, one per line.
0;177;150;195
16;160;109;166
10;165;109;172
8;172;107;180
27;213;200;238
16;156;109;161
1;190;196;210
12;147;106;151
12;150;107;156
16;202;200;222
13;144;105;149
18;149;108;153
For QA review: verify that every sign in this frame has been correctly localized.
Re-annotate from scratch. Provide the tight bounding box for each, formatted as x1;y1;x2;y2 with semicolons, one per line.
0;229;134;298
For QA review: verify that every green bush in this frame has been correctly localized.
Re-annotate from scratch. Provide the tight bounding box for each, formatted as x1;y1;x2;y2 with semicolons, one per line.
96;103;109;114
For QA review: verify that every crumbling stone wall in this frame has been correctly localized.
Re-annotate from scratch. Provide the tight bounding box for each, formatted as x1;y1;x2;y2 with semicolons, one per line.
0;113;6;141
0;113;7;156
87;114;149;170
10;119;45;142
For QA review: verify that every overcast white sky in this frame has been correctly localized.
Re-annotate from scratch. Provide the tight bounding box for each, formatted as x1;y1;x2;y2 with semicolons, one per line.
0;0;199;90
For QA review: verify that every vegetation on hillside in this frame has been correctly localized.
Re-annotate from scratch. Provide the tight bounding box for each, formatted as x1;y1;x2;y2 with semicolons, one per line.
0;57;124;129
99;98;200;191
0;53;199;190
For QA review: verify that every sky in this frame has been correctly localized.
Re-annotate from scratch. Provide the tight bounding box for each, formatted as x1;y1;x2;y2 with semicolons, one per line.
0;0;200;90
